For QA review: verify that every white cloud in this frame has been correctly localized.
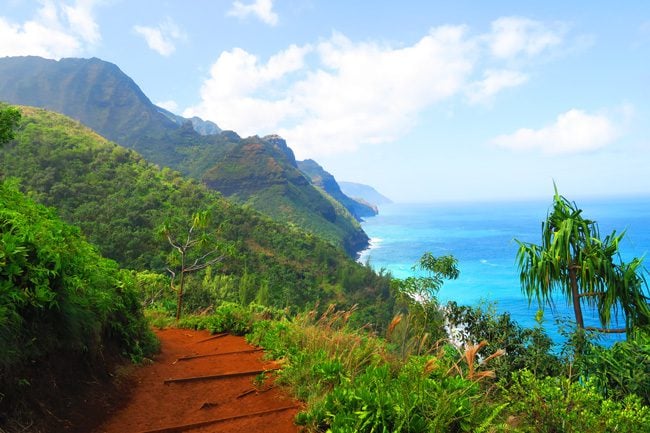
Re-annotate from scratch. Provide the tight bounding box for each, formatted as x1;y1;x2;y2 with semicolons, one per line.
228;0;278;26
185;44;312;134
186;17;566;158
488;17;564;59
133;18;186;57
156;100;179;112
63;0;100;44
466;69;528;104
0;0;101;58
492;109;620;155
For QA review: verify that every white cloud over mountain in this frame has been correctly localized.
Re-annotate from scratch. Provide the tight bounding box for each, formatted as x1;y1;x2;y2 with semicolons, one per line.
156;100;179;112
186;16;566;158
492;109;620;155
133;18;186;56
0;0;100;59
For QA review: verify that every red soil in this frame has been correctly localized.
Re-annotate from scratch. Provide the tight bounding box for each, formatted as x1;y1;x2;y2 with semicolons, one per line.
92;328;301;433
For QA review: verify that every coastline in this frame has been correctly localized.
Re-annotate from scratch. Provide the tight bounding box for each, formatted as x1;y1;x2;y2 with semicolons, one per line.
357;236;382;263
353;200;649;345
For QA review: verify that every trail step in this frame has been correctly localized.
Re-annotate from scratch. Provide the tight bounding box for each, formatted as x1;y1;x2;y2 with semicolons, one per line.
163;367;279;385
195;332;228;343
236;389;256;399
137;404;299;433
176;348;263;362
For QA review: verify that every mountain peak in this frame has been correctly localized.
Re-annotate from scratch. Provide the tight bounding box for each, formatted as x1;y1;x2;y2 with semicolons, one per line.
263;134;297;167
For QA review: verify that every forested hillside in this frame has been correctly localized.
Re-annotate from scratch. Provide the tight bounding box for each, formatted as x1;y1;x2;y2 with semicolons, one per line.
0;56;369;254
0;106;392;322
203;136;369;254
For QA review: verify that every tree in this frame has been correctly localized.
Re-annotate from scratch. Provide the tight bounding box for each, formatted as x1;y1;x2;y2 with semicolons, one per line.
162;211;224;321
0;105;21;146
515;186;650;335
390;252;459;357
398;252;460;303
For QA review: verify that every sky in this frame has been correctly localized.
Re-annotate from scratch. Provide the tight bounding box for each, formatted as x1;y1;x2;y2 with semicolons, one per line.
1;0;649;203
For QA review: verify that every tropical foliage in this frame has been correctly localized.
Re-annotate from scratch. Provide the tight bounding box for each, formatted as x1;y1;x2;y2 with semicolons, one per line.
515;185;650;334
2;100;649;432
0;106;393;324
0;105;20;145
0;180;156;422
240;301;650;432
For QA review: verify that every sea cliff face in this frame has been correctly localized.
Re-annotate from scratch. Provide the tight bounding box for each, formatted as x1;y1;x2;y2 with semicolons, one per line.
298;159;378;221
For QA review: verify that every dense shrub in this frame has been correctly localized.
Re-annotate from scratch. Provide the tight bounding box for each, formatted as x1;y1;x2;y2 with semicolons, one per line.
0;181;157;416
174;302;288;335
504;370;650;433
444;301;561;381
578;331;650;404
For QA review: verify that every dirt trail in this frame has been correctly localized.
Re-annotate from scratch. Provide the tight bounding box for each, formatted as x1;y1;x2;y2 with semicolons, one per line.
93;328;300;433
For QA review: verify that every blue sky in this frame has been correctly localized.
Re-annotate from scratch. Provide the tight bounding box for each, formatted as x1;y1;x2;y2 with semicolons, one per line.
1;1;649;202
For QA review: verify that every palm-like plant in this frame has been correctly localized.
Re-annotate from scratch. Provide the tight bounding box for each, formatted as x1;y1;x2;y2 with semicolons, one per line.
515;186;650;335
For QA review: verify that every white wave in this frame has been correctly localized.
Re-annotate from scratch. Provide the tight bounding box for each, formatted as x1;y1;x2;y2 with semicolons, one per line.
357;237;383;263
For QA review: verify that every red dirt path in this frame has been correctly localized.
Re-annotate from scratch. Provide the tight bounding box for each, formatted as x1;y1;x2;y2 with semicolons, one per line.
93;328;300;433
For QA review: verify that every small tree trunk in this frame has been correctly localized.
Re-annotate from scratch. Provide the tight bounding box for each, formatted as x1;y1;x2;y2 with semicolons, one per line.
176;253;186;322
569;267;584;329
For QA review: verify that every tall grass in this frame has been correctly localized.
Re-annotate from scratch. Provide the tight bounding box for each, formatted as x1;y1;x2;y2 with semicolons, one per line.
167;301;650;432
247;305;505;432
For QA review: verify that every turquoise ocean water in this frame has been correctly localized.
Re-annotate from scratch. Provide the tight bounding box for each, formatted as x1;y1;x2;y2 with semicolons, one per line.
359;197;650;344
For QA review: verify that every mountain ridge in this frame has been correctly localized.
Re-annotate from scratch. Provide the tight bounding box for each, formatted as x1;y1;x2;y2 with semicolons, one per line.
298;159;378;220
0;105;390;309
0;55;368;255
339;181;393;208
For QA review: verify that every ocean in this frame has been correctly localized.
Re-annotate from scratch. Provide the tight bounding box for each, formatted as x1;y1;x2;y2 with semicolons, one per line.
358;197;650;345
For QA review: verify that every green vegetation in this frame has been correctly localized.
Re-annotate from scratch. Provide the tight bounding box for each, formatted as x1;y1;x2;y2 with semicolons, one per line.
0;105;20;145
2;100;649;432
187;298;648;432
162;211;226;320
0;106;392;323
0;180;156;423
297;159;377;221
516;185;650;334
0;57;369;254
247;308;505;432
202;138;369;255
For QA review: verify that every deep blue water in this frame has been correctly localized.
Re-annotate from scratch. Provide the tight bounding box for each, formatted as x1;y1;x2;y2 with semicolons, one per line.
359;197;650;344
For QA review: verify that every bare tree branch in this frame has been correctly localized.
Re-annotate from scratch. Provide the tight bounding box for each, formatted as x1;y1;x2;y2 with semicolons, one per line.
186;255;225;273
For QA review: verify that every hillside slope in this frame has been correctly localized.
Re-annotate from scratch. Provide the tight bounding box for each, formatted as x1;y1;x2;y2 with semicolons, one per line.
204;137;368;254
0;56;236;168
0;56;368;254
0;106;391;315
298;159;378;220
